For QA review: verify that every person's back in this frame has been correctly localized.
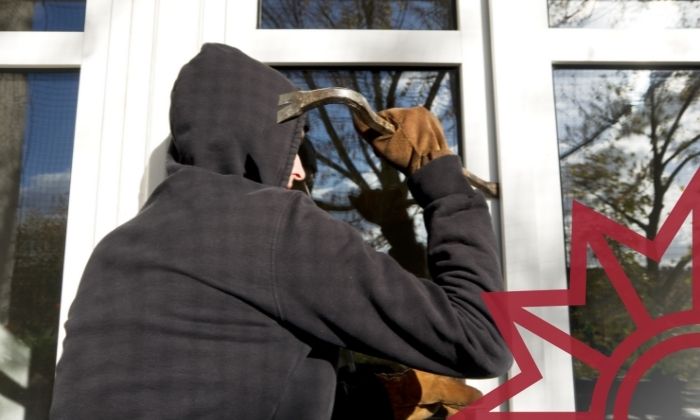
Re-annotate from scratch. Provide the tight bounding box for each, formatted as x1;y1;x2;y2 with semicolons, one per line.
52;166;341;418
51;43;512;419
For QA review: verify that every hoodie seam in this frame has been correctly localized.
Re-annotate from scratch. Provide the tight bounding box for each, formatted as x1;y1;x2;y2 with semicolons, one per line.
270;194;294;322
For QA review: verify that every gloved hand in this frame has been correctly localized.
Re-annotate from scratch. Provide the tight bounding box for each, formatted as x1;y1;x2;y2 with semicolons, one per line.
354;106;453;175
377;369;483;419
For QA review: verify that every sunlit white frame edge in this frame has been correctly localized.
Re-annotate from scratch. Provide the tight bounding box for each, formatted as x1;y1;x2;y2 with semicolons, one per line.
0;32;82;67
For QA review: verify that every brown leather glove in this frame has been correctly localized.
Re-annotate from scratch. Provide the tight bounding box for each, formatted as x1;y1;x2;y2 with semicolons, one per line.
354;107;453;175
377;369;483;419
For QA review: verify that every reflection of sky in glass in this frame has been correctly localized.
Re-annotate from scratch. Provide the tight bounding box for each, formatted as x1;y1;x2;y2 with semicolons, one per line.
18;72;79;218
549;0;700;28
277;68;459;260
260;0;456;29
32;0;86;31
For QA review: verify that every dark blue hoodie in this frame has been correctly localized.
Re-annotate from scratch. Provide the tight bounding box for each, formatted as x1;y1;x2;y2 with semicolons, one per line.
51;43;511;419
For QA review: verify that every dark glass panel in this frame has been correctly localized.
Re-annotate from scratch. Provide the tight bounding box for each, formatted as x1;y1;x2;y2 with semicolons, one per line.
260;0;456;30
278;68;460;277
0;0;86;31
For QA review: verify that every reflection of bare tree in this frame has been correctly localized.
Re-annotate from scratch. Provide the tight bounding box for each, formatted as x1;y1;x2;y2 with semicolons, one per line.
261;0;455;30
0;0;33;30
548;0;597;27
280;68;458;278
0;75;27;326
7;209;67;420
557;70;700;411
560;70;699;285
558;71;633;160
549;0;700;28
549;0;649;28
0;0;32;328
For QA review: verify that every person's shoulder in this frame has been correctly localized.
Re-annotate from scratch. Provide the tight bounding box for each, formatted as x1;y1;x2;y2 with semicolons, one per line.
249;187;328;223
145;166;324;223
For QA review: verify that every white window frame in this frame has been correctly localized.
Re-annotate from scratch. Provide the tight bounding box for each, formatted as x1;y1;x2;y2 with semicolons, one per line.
489;0;700;412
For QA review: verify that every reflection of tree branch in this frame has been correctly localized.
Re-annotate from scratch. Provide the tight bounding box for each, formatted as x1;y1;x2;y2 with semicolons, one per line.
551;0;584;25
358;70;402;179
385;70;402;108
260;8;282;28
377;160;403;193
661;78;700;157
371;70;384;110
591;191;648;232
303;71;371;191
560;111;624;160
358;0;374;28
358;137;381;178
663;133;700;167
647;80;662;160
424;70;447;110
349;71;362;93
317;1;337;28
660;253;692;301
663;150;700;193
394;0;409;28
315;152;356;184
315;200;354;212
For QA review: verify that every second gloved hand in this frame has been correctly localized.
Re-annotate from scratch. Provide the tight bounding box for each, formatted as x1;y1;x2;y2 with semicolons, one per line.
354;106;453;175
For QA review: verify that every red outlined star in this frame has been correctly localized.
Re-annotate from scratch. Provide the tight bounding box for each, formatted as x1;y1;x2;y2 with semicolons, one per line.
453;167;700;420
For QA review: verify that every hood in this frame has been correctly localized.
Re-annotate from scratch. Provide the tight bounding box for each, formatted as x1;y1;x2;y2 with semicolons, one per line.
168;43;305;187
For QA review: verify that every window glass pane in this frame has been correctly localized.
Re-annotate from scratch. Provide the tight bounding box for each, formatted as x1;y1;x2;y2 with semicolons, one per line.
260;0;457;29
0;70;79;419
277;68;460;418
277;68;460;275
554;68;700;417
0;0;86;31
549;0;700;28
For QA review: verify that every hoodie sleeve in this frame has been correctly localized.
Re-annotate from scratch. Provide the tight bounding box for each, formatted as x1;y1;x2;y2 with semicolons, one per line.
271;155;512;378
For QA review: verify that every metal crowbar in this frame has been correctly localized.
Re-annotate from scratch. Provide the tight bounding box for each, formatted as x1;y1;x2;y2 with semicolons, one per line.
277;87;499;199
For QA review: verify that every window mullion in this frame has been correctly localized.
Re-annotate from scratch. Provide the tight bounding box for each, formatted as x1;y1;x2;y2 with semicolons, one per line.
0;32;82;68
242;30;461;65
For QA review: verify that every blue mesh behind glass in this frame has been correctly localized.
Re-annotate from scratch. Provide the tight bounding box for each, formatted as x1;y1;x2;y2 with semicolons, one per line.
18;72;78;218
32;0;86;31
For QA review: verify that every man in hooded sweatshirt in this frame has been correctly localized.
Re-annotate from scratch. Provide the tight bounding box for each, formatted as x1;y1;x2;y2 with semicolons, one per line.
50;43;511;419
